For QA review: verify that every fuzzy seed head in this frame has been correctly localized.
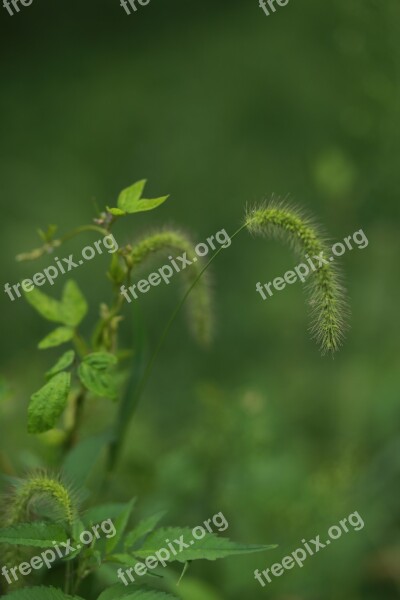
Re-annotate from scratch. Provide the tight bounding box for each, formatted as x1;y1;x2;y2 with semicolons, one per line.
129;229;213;346
2;472;78;528
245;199;349;354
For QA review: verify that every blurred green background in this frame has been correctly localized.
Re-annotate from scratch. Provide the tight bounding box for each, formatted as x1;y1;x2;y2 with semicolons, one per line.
1;0;400;598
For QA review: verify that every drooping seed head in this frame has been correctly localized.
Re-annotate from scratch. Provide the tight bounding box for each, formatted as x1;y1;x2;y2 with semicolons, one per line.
245;199;349;354
129;229;213;346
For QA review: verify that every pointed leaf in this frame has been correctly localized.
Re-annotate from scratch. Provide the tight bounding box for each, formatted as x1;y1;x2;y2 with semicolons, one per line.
61;280;88;327
0;522;68;547
38;327;74;349
106;498;136;554
28;372;71;433
135;527;276;563
117;180;147;212
24;288;63;323
129;196;169;214
109;180;169;215
125;511;167;549
46;350;75;379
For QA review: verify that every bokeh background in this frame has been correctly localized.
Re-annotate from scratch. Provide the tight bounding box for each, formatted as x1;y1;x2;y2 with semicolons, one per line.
1;0;400;598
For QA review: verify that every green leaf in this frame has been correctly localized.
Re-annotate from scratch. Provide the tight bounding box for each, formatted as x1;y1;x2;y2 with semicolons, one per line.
107;180;169;215
135;528;276;563
28;372;71;433
83;352;118;370
62;431;113;487
38;224;58;243
117;179;147;212
0;522;68;547
78;362;117;399
107;207;126;216
106;498;136;554
97;587;178;600
129;196;169;214
38;327;74;349
124;511;167;549
24;288;63;323
46;350;75;378
106;553;139;567
61;280;88;327
6;587;84;600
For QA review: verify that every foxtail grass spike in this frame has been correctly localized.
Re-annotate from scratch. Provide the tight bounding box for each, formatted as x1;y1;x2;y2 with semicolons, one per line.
0;473;78;590
2;473;78;528
245;199;349;354
129;229;213;345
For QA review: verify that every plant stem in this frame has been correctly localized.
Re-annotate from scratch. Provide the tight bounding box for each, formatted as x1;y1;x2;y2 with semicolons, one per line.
64;388;87;451
59;224;109;243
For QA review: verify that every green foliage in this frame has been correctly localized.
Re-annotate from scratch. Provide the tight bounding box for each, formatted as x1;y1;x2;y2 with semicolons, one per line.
3;179;348;597
0;522;68;547
134;527;275;562
108;179;169;216
24;281;88;329
38;327;75;350
61;281;89;328
78;356;117;400
124;511;167;549
46;351;76;379
106;498;136;554
28;372;71;433
24;288;64;323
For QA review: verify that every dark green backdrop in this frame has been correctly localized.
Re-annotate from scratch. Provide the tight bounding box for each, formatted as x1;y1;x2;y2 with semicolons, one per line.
1;1;399;598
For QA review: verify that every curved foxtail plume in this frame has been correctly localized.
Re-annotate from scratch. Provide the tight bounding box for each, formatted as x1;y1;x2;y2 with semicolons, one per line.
129;229;213;346
0;473;78;590
245;200;349;354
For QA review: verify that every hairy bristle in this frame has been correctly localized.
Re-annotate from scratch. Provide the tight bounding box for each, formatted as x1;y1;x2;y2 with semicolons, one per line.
0;472;79;591
2;472;78;528
245;199;349;354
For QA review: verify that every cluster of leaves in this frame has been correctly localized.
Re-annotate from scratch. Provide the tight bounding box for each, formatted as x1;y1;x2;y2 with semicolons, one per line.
1;180;348;597
0;181;278;598
0;481;273;599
